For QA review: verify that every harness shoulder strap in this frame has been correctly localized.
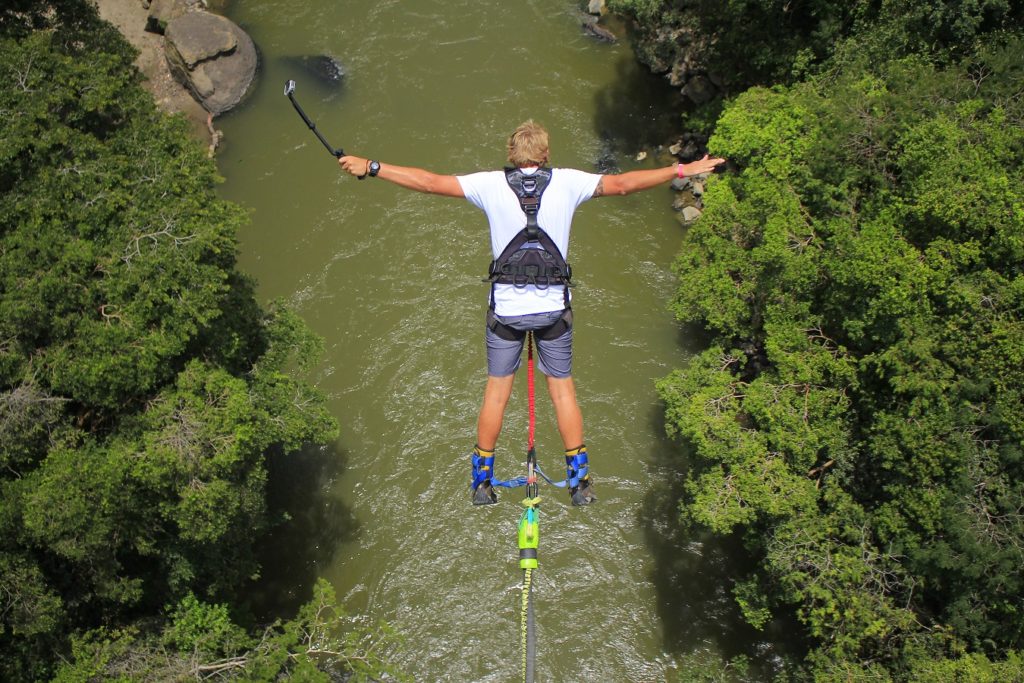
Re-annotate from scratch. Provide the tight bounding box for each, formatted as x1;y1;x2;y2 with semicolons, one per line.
504;167;552;240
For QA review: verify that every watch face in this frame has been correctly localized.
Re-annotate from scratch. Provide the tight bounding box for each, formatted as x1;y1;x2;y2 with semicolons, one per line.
369;161;381;176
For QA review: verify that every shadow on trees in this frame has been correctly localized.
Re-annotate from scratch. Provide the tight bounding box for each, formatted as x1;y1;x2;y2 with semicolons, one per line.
638;405;805;676
675;321;716;358
245;440;358;623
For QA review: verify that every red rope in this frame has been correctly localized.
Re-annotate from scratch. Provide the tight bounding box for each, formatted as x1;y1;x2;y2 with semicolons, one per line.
527;331;535;451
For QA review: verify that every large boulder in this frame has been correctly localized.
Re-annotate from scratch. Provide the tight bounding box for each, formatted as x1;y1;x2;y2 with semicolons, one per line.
164;11;257;115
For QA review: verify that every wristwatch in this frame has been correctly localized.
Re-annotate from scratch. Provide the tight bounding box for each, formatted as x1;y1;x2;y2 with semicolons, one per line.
368;160;381;177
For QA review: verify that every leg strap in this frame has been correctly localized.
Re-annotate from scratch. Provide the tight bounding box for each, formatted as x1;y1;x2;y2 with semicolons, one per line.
564;446;589;489
486;309;525;341
471;448;526;489
471;448;494;490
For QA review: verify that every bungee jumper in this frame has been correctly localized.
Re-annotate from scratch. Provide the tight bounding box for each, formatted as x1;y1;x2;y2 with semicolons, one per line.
336;120;725;506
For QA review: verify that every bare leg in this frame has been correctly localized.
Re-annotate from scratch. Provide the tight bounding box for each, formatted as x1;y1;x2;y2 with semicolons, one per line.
546;375;584;449
476;374;516;451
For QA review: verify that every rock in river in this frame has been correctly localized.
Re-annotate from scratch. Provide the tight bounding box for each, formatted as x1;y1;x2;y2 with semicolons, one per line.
280;55;347;89
581;15;616;43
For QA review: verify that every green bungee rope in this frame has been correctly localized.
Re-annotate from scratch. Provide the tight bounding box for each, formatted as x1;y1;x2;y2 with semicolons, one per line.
519;489;539;682
518;333;540;682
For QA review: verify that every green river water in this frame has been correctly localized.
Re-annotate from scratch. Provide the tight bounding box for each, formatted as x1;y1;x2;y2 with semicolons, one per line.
214;1;786;680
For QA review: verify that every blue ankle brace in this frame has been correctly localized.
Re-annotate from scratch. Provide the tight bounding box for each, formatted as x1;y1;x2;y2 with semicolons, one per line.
471;451;527;489
565;450;589;489
471;453;494;490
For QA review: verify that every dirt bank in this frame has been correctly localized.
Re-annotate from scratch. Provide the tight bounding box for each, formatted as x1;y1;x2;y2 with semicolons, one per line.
94;0;214;144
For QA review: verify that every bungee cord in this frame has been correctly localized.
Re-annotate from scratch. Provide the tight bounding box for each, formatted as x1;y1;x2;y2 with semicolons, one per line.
517;332;540;683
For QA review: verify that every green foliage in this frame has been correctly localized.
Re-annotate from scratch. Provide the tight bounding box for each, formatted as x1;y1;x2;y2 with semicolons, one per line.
660;39;1024;678
0;554;63;638
676;650;753;683
907;650;1024;682
54;580;408;682
164;593;251;659
0;6;343;679
0;30;240;411
0;0;134;61
732;579;771;631
610;0;1024;138
52;628;141;683
248;579;408;682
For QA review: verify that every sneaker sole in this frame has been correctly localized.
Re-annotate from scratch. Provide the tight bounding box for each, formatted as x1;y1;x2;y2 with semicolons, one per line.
472;485;498;505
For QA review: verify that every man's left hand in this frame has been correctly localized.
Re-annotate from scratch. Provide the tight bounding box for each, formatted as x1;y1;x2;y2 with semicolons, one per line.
683;154;726;176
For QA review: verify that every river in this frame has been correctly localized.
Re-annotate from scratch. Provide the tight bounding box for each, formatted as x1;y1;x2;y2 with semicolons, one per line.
214;1;782;680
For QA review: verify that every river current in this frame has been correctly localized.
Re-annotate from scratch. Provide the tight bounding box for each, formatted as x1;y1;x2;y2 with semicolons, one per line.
215;1;777;680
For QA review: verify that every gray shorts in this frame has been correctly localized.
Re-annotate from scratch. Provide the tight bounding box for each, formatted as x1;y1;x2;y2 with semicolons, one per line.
485;310;573;378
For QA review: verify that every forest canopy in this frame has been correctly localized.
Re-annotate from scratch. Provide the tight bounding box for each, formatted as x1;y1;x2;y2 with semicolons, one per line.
616;0;1024;679
0;2;402;680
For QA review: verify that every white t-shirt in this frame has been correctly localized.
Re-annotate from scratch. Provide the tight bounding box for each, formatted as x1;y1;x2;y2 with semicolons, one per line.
457;167;601;316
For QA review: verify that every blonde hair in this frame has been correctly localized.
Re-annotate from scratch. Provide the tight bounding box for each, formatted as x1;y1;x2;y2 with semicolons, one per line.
507;120;550;167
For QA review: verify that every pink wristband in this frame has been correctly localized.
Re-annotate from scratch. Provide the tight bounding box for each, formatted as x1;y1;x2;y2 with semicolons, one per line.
677;163;685;178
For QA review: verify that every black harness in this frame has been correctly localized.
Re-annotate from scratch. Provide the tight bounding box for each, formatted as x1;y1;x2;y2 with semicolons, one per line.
485;167;573;342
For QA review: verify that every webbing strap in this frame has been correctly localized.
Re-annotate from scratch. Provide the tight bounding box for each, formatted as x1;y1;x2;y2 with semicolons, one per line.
531;450;589;489
532;463;569;488
522;197;541;240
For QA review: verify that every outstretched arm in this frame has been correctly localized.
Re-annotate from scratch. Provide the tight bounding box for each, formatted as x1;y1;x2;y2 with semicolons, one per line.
338;155;465;197
594;154;724;197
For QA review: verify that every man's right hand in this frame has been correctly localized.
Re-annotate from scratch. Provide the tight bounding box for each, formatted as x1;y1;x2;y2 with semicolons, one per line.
338;155;369;178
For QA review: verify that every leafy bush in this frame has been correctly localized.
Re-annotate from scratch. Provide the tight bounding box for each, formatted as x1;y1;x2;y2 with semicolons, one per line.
0;6;394;679
659;40;1024;677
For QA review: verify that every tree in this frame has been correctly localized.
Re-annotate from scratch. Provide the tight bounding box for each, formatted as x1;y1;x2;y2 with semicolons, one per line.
658;39;1024;677
609;0;1024;132
53;580;409;682
0;9;375;679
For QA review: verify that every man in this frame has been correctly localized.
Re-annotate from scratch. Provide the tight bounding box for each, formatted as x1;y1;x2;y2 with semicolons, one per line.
338;120;724;505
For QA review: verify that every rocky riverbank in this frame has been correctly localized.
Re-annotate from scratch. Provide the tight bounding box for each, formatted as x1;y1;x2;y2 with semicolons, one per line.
95;0;208;132
95;0;253;155
95;0;709;220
